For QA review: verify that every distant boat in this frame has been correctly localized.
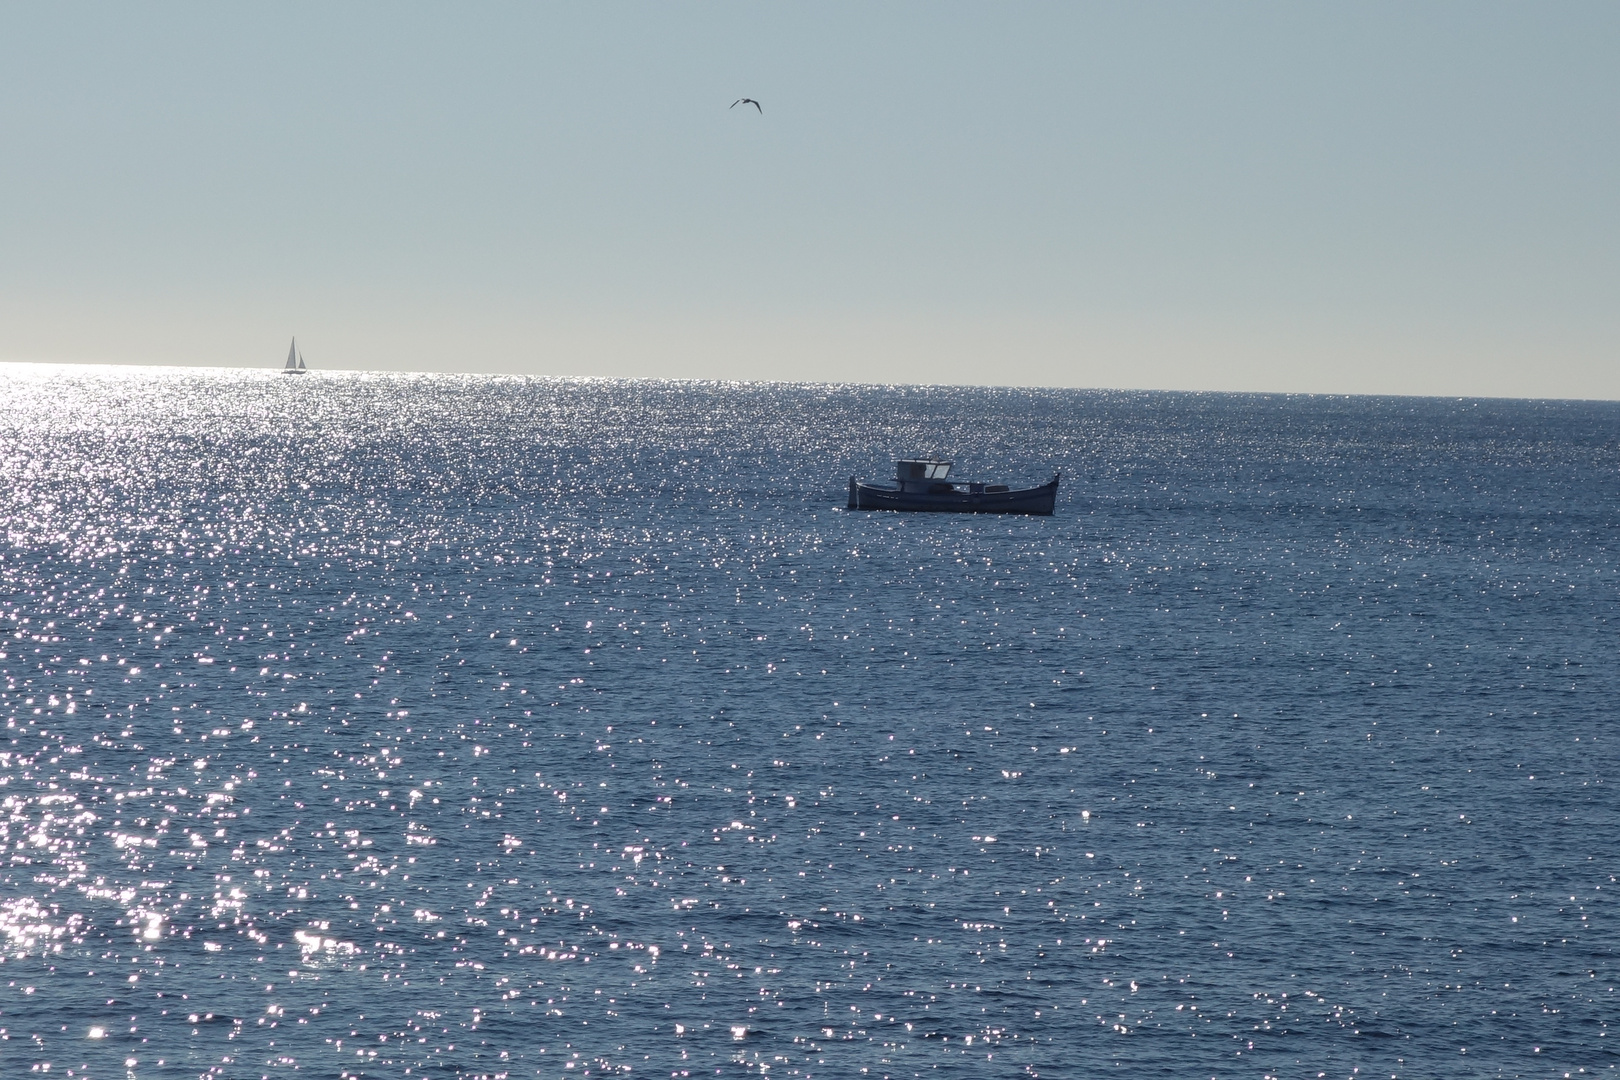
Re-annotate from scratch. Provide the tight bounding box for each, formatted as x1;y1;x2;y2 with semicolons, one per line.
283;338;307;375
848;459;1059;515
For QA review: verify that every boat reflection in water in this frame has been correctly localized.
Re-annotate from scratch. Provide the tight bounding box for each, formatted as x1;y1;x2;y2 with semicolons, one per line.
847;459;1059;514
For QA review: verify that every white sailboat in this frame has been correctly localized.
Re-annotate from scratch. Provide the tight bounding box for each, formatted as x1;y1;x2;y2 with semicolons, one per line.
283;337;308;375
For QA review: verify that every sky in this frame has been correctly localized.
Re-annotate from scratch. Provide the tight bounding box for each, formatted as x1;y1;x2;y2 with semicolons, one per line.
1;2;1617;397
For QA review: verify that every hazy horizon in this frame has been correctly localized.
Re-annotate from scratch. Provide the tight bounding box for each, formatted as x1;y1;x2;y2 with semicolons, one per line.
14;359;1620;408
3;2;1617;398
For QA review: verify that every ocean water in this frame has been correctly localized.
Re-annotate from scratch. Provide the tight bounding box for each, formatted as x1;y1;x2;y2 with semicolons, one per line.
1;366;1617;1080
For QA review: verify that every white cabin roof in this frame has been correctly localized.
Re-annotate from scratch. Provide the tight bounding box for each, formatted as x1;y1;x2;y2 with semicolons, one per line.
896;459;952;480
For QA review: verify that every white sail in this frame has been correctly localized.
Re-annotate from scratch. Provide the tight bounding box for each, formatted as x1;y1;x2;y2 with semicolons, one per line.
285;338;299;371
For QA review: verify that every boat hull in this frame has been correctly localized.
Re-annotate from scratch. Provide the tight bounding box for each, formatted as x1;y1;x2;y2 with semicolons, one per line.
848;476;1058;515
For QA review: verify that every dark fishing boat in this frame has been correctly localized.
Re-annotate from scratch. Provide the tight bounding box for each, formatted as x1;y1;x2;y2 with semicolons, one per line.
847;459;1059;515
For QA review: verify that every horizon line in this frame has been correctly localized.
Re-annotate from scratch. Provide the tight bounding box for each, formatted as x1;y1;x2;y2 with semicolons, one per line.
3;357;1618;406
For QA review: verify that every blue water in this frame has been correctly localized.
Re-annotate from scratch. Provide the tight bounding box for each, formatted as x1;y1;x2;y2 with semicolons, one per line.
1;366;1617;1079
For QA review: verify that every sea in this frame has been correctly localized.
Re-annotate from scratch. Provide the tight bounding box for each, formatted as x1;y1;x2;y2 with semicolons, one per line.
0;365;1616;1079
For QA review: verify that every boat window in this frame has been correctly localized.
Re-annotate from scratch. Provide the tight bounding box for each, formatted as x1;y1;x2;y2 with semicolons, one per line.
926;463;951;479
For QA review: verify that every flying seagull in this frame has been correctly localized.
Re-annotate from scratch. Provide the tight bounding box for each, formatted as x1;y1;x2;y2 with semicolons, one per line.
731;98;761;113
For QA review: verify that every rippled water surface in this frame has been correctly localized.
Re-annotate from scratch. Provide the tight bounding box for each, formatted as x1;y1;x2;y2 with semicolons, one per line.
1;365;1618;1079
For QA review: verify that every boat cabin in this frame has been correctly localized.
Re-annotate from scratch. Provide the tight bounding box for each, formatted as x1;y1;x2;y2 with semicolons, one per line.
896;459;960;494
891;459;1010;495
896;459;952;481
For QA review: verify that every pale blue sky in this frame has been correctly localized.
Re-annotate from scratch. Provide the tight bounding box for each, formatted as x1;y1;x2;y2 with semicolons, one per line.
2;2;1617;395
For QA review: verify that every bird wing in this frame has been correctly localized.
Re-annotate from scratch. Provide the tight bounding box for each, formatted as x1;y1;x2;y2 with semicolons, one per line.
749;99;761;112
731;99;742;108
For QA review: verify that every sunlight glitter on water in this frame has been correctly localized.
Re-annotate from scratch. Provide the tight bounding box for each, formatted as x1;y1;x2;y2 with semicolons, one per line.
0;366;1617;1077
